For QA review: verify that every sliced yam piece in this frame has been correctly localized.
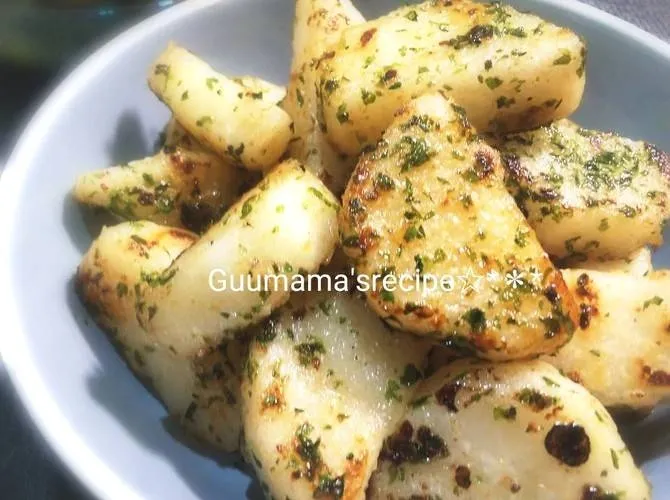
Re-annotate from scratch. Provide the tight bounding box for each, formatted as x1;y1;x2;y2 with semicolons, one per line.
72;135;248;233
148;44;293;170
148;160;339;355
497;119;670;261
368;360;650;500
340;92;577;361
76;221;244;451
546;269;670;409
318;0;586;155
283;0;365;193
241;291;431;500
78;160;339;357
290;0;364;68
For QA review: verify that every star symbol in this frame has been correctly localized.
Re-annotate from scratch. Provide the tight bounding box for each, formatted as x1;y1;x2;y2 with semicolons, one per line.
458;268;483;294
505;269;525;289
529;268;544;285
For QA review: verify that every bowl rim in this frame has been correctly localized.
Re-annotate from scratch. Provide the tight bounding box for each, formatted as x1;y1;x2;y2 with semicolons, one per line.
0;0;669;499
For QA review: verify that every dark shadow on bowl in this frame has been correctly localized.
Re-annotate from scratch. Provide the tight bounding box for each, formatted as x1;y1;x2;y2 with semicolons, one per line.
62;197;119;254
622;406;670;464
62;195;94;255
653;225;670;268
106;110;153;165
62;108;156;253
64;276;261;499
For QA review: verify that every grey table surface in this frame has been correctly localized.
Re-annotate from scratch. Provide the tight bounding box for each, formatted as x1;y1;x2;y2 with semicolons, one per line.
0;0;668;499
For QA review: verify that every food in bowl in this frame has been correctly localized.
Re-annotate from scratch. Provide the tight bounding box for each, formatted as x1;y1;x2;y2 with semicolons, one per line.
70;0;670;498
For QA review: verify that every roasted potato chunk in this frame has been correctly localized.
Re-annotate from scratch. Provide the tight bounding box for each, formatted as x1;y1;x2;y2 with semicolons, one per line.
318;0;586;156
340;93;577;360
283;0;364;194
498;119;670;261
368;360;650;500
545;269;670;409
150;160;339;355
76;221;244;451
242;291;430;500
148;44;293;170
73;125;250;233
78;161;338;357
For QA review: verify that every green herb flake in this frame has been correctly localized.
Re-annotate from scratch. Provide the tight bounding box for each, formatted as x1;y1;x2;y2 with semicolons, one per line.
610;449;619;469
462;308;486;335
399;136;433;172
485;77;503;89
385;379;402;401
294;338;326;368
240;195;258;219
196;116;213;127
553;50;572;65
361;89;377;105
493;405;517;421
116;282;129;298
308;187;338;210
374;173;395;190
336;104;350;124
643;296;664;310
206;77;219;90
380;289;395;303
496;96;515;109
141;268;177;288
154;64;170;77
404;225;426;242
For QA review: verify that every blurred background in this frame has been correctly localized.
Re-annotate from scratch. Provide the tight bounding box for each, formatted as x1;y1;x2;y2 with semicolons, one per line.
0;0;667;499
0;0;182;162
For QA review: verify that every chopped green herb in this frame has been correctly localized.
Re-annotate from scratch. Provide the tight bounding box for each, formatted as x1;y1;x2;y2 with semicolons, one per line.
493;405;517;421
643;296;664;309
485;77;503;89
553;50;572;65
116;282;129;298
361;89;377;105
206;77;218;90
463;308;486;334
385;379;402;401
336;104;350;124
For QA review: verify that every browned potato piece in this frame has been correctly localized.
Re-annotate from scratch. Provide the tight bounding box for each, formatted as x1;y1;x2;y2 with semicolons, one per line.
283;0;364;194
546;269;670;409
368;360;650;500
319;0;586;155
498;120;670;261
241;291;430;500
148;44;293;170
76;221;244;451
77;161;339;357
340;93;577;361
73;124;250;233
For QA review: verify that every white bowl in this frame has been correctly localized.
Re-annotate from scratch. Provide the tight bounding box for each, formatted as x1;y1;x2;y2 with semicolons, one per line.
1;0;669;498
